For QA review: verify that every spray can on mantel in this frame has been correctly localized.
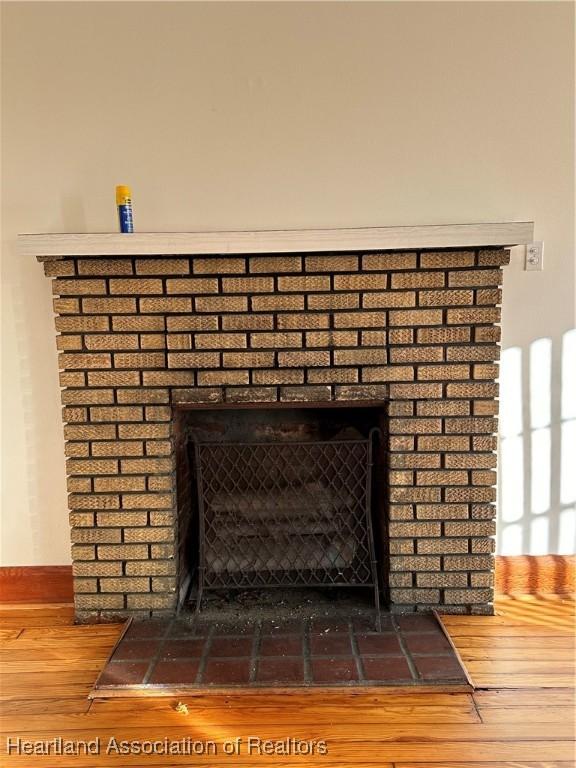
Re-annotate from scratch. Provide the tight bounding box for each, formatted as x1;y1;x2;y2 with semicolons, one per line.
116;185;134;233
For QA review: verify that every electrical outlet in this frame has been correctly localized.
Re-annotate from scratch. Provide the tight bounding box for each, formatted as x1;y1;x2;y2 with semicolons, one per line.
525;241;544;271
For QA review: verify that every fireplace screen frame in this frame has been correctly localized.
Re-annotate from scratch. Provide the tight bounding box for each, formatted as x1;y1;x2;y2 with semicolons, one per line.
193;428;380;612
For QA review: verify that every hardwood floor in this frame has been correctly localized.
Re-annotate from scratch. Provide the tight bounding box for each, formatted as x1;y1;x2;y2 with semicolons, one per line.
0;596;574;766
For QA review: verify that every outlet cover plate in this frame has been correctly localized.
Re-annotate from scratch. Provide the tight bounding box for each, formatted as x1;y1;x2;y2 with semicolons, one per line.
525;241;544;271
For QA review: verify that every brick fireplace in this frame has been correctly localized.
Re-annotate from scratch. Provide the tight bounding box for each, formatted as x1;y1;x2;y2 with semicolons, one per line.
22;223;533;622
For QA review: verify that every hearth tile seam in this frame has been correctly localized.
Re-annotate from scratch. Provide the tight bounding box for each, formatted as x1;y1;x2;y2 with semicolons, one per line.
348;620;365;683
141;618;174;685
248;621;262;684
195;623;217;685
302;619;312;685
391;614;420;682
395;649;453;659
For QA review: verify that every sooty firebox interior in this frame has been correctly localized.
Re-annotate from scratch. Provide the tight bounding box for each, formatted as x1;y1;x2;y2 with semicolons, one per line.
174;405;387;622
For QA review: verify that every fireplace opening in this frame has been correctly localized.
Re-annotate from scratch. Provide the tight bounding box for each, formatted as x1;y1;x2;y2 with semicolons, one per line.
174;404;388;623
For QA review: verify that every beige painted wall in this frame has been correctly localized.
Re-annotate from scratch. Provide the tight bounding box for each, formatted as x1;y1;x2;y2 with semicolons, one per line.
1;2;574;565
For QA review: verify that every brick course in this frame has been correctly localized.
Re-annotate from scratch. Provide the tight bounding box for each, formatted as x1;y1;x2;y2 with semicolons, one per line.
40;247;507;620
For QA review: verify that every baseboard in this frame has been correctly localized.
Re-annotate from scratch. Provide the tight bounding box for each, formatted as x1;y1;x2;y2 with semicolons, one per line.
495;555;575;595
0;566;73;603
0;558;573;603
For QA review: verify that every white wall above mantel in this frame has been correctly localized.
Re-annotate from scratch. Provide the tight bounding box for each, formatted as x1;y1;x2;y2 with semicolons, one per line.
19;222;534;261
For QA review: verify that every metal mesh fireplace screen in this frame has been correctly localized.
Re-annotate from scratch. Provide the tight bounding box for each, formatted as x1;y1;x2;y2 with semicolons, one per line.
191;430;380;616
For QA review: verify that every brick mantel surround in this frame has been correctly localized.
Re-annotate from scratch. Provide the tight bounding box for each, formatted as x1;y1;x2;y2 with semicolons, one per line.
21;223;533;622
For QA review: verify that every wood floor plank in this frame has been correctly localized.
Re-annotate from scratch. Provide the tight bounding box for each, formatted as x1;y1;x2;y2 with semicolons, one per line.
0;741;573;764
0;602;74;613
0;616;73;628
474;689;575;708
442;615;575;626
478;706;575;724
469;674;576;689
397;763;575;768
0;672;96;699
1;702;482;731
457;648;575;661
0;606;72;615
0;639;119;660
0;671;100;689
466;660;575;675
0;697;92;715
494;603;576;618
18;625;123;640
1;723;573;742
451;637;575;648
446;626;572;637
0;685;94;702
0;660;110;673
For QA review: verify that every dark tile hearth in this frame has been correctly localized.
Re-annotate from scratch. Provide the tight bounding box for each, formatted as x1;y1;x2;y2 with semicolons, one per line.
203;658;252;685
260;635;303;656
162;637;206;659
97;661;150;687
309;633;353;655
311;657;358;684
93;612;471;694
111;638;161;661
149;660;201;685
356;632;403;655
413;654;469;680
257;656;304;684
362;655;412;682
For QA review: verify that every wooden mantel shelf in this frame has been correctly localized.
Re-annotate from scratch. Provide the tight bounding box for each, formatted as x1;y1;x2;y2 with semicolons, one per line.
19;222;534;261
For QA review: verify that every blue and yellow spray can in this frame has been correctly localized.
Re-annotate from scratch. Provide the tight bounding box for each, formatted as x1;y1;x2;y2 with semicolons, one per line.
116;185;134;233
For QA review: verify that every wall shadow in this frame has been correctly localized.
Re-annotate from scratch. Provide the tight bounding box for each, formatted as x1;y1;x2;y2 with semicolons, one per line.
498;327;576;557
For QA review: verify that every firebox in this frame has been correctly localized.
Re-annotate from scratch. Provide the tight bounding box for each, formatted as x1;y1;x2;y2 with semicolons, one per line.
174;405;386;620
21;222;534;621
